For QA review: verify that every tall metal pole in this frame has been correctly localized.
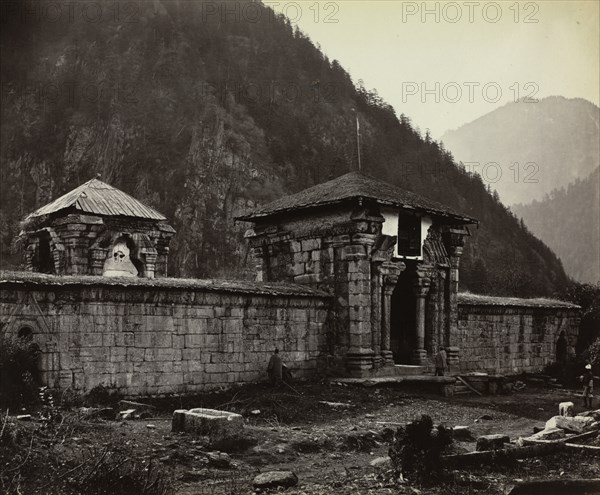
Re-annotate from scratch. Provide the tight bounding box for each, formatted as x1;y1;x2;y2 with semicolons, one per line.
356;113;362;172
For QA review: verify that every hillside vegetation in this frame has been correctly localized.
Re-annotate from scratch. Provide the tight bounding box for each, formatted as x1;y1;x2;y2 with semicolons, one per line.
512;168;600;284
0;0;569;296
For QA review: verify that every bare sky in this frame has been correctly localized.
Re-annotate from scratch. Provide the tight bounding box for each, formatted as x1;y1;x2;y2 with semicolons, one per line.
270;1;600;139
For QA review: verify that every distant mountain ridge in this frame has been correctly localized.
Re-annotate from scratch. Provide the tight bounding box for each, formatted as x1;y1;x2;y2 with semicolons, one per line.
512;168;600;284
441;96;600;206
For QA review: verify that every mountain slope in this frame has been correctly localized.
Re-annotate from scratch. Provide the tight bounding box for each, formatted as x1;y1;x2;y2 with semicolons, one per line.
0;0;569;296
512;168;600;284
441;97;600;206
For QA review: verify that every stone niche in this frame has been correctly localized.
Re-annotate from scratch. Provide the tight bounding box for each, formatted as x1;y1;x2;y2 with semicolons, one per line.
21;214;175;279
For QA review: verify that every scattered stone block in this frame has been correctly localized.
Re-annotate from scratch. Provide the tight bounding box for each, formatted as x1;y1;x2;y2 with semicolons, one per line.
319;401;350;408
476;434;509;451
545;415;595;434
253;471;298;490
79;407;115;420
559;401;574;417
577;409;600;422
119;400;157;417
119;409;136;420
369;456;391;468
205;451;232;469
452;426;474;441
507;479;600;495
172;408;244;441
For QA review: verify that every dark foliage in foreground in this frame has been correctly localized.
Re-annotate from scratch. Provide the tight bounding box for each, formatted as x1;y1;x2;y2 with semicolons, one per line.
389;414;453;484
0;336;41;409
0;413;173;495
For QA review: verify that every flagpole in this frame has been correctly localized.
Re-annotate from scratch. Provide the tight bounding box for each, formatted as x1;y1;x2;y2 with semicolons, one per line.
356;113;362;172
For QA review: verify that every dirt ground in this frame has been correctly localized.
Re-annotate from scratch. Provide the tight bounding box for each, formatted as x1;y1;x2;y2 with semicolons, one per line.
2;380;599;494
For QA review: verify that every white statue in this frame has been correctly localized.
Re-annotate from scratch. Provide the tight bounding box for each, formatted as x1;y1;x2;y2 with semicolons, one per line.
103;241;138;277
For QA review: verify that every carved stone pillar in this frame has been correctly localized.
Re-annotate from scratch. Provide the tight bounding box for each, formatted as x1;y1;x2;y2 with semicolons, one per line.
371;267;383;369
251;245;266;282
345;233;377;375
426;279;438;354
144;252;158;279
442;226;469;368
90;247;107;276
380;261;404;367
412;276;431;365
24;243;35;272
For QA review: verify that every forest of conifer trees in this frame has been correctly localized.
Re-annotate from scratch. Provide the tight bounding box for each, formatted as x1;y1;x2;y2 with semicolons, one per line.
0;0;570;297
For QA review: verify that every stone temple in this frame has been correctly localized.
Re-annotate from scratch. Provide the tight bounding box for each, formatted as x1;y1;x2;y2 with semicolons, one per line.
240;172;476;375
19;178;175;279
0;173;580;395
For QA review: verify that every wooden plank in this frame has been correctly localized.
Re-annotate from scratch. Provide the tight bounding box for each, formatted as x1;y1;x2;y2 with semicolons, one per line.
444;443;564;467
457;376;483;396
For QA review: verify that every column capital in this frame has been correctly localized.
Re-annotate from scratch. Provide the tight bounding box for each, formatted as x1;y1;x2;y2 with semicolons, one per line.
350;233;378;246
380;260;406;277
413;277;431;297
442;226;469;257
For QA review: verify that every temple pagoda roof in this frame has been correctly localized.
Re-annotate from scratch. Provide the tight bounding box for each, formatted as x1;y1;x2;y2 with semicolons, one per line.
25;178;166;222
237;172;478;224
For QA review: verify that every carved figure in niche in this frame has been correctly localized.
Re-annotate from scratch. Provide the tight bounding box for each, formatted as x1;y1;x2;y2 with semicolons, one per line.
103;240;138;277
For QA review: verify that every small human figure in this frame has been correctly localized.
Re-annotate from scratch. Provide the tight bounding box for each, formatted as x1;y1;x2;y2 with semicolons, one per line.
581;364;594;409
434;346;447;376
556;331;568;365
267;348;283;387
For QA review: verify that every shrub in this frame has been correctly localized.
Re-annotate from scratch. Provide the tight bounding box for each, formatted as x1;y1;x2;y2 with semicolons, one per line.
65;452;173;495
582;337;600;368
389;415;452;485
85;384;123;406
0;335;41;408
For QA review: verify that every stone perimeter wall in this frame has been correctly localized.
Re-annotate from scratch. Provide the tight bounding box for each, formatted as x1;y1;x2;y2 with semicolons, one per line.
0;276;330;397
457;301;580;375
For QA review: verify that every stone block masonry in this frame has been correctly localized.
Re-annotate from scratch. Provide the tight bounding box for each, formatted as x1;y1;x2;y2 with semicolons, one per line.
172;408;244;441
0;272;330;397
457;293;580;375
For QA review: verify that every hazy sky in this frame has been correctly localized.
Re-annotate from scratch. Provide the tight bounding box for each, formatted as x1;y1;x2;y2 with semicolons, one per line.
271;1;600;139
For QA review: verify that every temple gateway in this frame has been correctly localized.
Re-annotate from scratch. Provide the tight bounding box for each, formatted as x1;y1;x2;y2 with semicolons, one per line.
0;172;580;394
239;172;476;375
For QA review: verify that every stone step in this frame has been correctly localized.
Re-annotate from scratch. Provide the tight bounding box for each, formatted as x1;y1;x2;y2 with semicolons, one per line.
390;365;429;376
331;375;456;397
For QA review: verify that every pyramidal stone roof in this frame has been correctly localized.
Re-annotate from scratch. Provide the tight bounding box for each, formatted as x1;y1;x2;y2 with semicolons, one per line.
25;179;166;221
238;172;477;224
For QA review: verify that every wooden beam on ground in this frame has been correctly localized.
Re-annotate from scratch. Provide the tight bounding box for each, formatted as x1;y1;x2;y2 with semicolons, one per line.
565;443;600;455
456;376;483;396
443;443;564;467
519;429;599;447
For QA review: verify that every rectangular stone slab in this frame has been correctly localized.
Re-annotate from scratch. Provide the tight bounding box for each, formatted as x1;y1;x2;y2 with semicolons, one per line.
172;408;244;440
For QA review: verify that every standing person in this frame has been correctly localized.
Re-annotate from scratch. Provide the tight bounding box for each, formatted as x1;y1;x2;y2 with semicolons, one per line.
267;348;283;387
434;347;447;376
581;364;594;409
